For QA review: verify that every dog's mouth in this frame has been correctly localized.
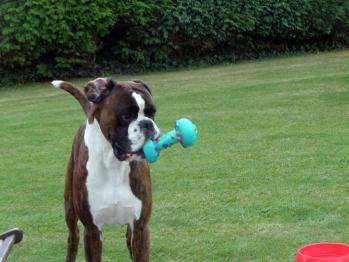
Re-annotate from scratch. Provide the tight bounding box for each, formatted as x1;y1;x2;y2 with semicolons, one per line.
112;141;145;162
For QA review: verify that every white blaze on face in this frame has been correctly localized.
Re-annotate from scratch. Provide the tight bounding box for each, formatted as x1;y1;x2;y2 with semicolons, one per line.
128;92;160;152
128;92;148;152
132;92;145;116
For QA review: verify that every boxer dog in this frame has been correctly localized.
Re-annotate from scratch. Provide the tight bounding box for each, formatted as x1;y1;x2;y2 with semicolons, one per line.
51;78;160;262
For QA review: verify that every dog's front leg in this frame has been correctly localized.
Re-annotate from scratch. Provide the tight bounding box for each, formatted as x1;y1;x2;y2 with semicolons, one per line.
84;225;102;262
128;221;150;262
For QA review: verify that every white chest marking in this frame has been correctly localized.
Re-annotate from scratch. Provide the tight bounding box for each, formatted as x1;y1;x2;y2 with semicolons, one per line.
84;119;142;230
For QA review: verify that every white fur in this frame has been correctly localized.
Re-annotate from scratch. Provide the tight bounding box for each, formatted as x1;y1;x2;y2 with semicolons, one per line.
128;92;160;152
85;118;142;230
132;93;145;116
51;80;64;88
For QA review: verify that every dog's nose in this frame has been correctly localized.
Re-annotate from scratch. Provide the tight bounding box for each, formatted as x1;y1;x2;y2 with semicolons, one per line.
139;120;155;131
139;120;156;139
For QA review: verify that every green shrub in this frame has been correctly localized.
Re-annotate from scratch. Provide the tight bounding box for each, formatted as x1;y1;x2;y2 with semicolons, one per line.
0;0;348;84
0;0;120;81
0;0;167;83
102;0;349;71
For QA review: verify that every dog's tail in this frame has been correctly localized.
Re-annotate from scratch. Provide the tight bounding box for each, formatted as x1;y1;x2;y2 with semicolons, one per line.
51;80;90;116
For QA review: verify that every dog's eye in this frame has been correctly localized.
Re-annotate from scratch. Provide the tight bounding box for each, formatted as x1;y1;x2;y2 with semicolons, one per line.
144;108;156;119
122;113;134;121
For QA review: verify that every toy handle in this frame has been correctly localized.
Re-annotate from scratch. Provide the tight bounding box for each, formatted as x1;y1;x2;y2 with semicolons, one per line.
143;118;198;163
142;129;180;163
154;130;181;150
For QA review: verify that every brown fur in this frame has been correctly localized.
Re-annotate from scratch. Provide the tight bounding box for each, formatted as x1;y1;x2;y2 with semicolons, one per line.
58;82;91;115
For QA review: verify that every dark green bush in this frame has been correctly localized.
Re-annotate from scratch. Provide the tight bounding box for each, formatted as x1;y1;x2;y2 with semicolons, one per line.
103;0;349;71
0;0;167;83
1;0;348;84
0;0;119;82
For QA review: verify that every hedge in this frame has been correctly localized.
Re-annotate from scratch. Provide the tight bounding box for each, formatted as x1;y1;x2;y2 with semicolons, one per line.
102;0;349;71
0;0;348;84
0;0;167;83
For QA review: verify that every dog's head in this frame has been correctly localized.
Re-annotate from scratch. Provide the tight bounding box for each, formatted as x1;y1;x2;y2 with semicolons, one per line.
85;77;160;161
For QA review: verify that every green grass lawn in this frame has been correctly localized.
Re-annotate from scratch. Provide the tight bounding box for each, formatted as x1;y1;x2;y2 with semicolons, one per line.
1;50;349;261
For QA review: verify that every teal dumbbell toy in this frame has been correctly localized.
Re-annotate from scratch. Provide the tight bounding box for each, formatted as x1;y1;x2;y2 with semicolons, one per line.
143;118;198;163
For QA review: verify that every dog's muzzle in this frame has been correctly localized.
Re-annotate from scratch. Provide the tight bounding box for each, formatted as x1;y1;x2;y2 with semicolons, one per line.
112;119;159;161
139;119;157;140
112;140;145;161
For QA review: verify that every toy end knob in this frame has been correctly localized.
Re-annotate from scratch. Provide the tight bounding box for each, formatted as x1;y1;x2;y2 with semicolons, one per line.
143;140;159;163
175;118;198;148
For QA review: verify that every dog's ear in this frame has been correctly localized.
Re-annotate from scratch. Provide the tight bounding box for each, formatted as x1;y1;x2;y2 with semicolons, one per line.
84;78;117;103
132;79;152;96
